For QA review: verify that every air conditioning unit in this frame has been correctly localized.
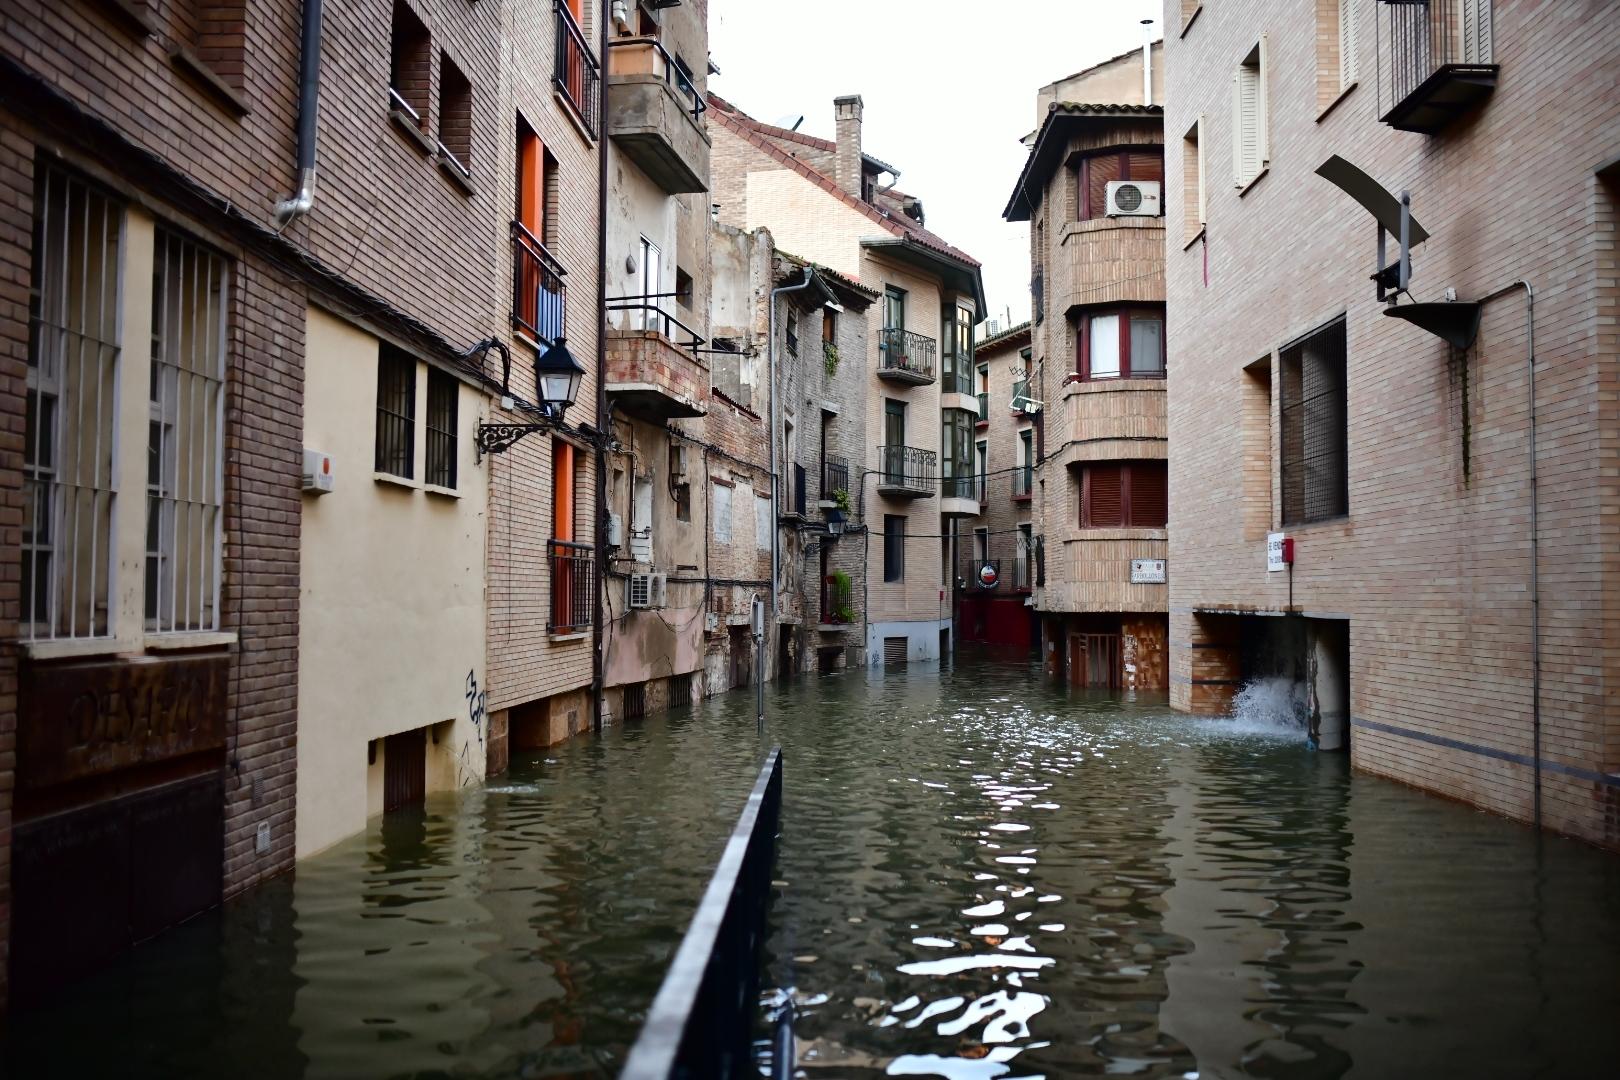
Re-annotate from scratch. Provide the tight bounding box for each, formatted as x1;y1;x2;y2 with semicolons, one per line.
628;573;654;610
1106;180;1161;218
606;512;624;548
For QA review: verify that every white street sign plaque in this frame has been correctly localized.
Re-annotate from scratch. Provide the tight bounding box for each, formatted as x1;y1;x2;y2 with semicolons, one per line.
1130;558;1166;584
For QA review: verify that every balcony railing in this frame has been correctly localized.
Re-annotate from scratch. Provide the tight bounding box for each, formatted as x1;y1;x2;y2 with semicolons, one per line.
548;539;593;634
1010;380;1031;412
1013;466;1033;500
821;575;854;626
554;0;601;137
1377;0;1497;133
512;221;567;343
877;327;936;384
941;474;980;501
877;444;936;497
606;35;706;124
822;455;849;502
606;293;706;349
961;558;1003;592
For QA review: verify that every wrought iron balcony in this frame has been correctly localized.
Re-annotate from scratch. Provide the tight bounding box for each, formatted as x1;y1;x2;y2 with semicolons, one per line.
512;221;567;343
1377;0;1498;134
876;327;936;385
876;444;936;499
960;558;1004;593
822;455;849;503
1013;466;1033;501
554;0;601;137
548;539;593;634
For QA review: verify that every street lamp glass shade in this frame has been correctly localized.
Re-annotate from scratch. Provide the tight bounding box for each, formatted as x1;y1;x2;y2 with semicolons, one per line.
535;338;585;410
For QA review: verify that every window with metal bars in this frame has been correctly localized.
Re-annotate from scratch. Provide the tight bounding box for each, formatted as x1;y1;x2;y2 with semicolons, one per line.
1280;318;1348;524
623;681;646;721
1079;461;1168;528
375;347;416;479
24;166;122;641
425;368;458;488
146;228;228;633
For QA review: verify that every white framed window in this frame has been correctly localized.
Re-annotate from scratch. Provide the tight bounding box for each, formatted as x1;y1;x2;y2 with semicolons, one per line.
1089;314;1121;379
1233;37;1269;188
24;167;123;641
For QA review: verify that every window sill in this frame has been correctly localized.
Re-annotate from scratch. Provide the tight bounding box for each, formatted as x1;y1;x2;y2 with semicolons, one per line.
1180;5;1202;37
145;630;238;652
21;637;130;661
548;630;590;643
424;483;461;499
436;153;476;196
88;0;154;37
1316;82;1358;123
374;471;420;491
1237;167;1270;198
1182;225;1206;252
1280;513;1350;532
389;109;436;156
169;44;250;117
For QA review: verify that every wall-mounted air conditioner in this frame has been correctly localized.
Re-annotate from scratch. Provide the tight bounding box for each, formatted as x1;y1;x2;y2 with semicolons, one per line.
628;573;654;610
1106;180;1161;218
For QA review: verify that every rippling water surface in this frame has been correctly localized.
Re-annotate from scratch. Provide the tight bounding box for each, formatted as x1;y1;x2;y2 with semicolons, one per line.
6;654;1619;1079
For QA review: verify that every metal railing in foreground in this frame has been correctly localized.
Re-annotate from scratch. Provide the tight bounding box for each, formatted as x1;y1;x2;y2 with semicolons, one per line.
619;747;785;1080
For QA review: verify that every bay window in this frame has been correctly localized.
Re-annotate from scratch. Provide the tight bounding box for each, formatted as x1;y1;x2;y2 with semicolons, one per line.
1078;461;1168;529
1076;148;1165;221
1075;306;1166;380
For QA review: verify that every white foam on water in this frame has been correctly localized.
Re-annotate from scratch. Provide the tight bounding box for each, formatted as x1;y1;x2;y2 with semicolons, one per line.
1201;676;1307;738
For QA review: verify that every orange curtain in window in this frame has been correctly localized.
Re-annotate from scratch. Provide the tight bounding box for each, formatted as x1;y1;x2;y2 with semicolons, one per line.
519;131;544;235
553;441;574;541
567;0;581;18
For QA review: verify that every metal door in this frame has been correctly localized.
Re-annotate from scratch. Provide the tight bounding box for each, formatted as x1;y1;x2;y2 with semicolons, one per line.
384;728;426;812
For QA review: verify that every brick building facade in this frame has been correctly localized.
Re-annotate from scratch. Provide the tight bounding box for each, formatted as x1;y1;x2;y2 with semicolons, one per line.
1004;45;1171;691
1163;0;1620;848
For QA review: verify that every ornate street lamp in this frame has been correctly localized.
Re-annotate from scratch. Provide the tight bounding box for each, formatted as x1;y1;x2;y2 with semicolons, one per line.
475;337;588;459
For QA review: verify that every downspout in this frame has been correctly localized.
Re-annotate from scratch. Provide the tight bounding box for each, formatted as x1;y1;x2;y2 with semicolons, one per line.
768;268;819;622
274;0;323;224
592;4;610;730
1480;280;1539;827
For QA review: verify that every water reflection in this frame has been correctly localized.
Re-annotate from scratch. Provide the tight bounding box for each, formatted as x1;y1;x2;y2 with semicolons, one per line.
4;654;1618;1079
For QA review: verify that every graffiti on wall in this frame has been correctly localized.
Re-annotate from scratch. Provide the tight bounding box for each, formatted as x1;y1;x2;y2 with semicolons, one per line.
458;669;487;788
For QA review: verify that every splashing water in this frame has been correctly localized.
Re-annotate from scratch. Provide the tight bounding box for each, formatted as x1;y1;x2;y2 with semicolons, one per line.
1221;675;1307;736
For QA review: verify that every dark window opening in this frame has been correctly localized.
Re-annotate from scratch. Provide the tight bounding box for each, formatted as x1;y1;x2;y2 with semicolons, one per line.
1280;318;1349;524
883;514;905;582
375;347;416;479
388;1;430;125
438;52;472;170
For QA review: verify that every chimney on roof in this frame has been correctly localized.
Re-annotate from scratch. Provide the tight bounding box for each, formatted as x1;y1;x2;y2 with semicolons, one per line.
834;95;864;198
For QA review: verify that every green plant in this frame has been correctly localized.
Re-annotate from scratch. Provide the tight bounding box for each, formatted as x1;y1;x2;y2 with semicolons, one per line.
828;570;854;623
823;339;839;377
833;488;851;513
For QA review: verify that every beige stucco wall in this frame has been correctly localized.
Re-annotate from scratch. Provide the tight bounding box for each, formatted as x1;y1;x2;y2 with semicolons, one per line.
296;306;490;858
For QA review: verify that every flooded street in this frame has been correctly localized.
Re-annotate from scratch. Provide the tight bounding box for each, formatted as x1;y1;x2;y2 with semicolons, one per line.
7;653;1620;1079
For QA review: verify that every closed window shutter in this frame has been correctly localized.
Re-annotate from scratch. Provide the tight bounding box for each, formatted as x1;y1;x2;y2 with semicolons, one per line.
1127;462;1168;527
1126;151;1164;184
1463;0;1492;63
1086;153;1121;219
1084;464;1123;527
1339;0;1357;90
1235;66;1260;185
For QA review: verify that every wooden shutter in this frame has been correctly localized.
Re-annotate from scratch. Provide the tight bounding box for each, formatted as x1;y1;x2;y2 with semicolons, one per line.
1084;464;1123;527
1126;150;1164;184
1085;153;1121;219
518;129;543;234
1234;65;1260;185
1127;462;1168;527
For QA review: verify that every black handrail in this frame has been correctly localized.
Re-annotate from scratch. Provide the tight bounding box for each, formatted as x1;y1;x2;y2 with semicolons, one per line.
606;293;707;349
547;539;593;633
554;0;601;137
878;444;936;489
512;221;568;343
822;455;848;500
619;748;784;1080
606;35;706;124
877;327;936;381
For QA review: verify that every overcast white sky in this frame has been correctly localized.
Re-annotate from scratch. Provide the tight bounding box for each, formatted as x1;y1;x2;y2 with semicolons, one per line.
709;0;1163;330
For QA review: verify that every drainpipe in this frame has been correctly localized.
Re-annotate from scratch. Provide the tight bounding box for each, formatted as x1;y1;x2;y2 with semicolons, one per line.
1140;18;1153;106
1479;280;1538;827
768;269;818;622
592;4;610;731
274;0;323;224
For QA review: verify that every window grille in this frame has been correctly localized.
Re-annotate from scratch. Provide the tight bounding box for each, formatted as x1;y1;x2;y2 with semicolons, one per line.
624;681;646;721
375;347;416;478
147;228;228;633
425;367;458;488
1280;319;1349;524
24;167;122;640
670;672;692;710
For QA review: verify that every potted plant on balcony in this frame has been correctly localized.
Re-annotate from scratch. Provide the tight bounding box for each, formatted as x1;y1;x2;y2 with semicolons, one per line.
825;570;854;624
833;488;851;513
823;339;839;377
